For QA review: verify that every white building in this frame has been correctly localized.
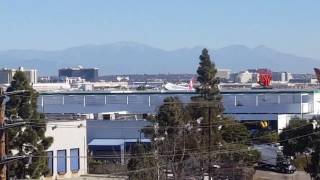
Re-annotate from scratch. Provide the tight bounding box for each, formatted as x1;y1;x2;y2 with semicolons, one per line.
0;67;38;84
45;120;87;179
38;89;320;133
0;68;15;85
217;69;231;80
222;89;319;132
236;71;258;84
33;83;71;92
272;72;293;82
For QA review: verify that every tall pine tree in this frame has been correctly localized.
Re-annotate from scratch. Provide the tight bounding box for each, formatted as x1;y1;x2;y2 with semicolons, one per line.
188;49;257;177
5;71;53;179
188;48;224;176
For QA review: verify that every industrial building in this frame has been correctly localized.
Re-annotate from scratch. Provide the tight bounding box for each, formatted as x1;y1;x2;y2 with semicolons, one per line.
272;72;293;82
45;120;87;179
87;120;151;164
37;89;320;133
59;66;99;82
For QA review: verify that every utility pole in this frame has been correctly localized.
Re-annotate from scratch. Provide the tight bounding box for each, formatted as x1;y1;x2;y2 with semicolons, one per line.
0;87;6;179
208;106;212;180
0;88;28;179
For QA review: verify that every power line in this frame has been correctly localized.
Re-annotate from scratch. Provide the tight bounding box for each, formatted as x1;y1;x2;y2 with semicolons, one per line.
0;88;30;179
10;118;312;133
8;122;317;160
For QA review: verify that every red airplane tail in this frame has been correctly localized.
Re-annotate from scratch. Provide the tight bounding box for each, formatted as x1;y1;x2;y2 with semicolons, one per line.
314;68;320;83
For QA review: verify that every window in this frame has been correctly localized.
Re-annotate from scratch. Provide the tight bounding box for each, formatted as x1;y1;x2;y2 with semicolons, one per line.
70;148;80;172
47;151;53;176
57;150;67;174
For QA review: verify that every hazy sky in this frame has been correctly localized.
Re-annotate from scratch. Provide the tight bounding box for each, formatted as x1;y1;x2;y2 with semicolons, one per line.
1;0;320;59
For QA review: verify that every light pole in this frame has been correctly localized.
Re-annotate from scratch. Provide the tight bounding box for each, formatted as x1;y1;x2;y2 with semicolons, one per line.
300;93;309;119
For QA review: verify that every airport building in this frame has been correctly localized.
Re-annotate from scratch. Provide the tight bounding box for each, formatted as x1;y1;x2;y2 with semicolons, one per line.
222;89;317;132
59;66;99;82
38;89;320;133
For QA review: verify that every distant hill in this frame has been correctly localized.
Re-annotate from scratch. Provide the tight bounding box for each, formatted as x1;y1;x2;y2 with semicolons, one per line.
0;42;319;75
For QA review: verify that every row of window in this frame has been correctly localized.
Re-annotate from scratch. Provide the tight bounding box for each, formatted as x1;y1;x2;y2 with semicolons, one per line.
47;148;80;175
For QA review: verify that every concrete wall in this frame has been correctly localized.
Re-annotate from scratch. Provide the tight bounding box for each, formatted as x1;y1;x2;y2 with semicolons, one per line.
45;120;87;179
277;114;292;133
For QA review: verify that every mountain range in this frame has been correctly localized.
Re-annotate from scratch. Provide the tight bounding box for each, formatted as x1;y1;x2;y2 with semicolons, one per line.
0;42;319;76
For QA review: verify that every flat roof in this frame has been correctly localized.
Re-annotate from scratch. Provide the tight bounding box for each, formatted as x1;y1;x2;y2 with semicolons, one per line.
39;89;320;96
88;138;151;146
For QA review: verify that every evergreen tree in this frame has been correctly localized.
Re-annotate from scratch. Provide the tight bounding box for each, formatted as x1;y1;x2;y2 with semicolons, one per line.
221;119;249;143
188;48;224;175
188;48;257;177
139;49;256;179
5;71;53;179
196;48;222;105
127;143;157;180
307;139;320;180
190;48;224;143
157;97;196;179
143;97;197;180
280;118;314;156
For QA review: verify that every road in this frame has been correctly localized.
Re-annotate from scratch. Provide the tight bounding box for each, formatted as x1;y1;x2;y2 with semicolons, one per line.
255;170;310;180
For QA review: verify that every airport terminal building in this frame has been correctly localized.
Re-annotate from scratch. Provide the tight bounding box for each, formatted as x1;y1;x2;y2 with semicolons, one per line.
38;89;320;132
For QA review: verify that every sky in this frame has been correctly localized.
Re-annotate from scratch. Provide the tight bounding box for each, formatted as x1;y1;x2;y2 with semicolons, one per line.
1;0;320;59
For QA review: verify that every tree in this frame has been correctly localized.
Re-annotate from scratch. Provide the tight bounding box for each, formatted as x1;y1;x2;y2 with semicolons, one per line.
280;117;320;179
280;118;314;156
307;139;320;180
187;49;258;178
186;48;224;177
221;119;250;144
127;143;157;180
5;71;53;179
253;131;279;144
143;97;197;180
139;49;256;179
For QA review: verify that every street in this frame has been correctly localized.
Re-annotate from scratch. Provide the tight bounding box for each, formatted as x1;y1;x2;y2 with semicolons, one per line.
255;170;310;180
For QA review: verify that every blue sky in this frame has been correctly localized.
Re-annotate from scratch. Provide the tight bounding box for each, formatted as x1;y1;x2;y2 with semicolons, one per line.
1;0;320;59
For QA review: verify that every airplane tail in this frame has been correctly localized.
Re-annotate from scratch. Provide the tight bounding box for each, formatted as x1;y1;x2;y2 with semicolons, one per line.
314;68;320;83
188;76;196;91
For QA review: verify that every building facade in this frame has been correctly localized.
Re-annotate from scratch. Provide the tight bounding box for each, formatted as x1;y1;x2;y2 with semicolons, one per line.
216;69;231;80
0;68;15;84
0;67;38;84
272;72;293;82
38;89;320;133
87;120;151;164
236;71;258;83
59;67;99;82
45;120;87;179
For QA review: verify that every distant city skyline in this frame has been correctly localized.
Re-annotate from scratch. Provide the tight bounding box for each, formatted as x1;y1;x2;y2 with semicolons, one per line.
1;0;320;59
